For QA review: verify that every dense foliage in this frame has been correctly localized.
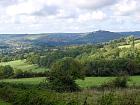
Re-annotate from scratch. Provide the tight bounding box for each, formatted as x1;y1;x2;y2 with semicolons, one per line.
0;65;14;78
0;36;140;104
22;36;140;77
84;59;138;76
46;57;84;92
0;82;140;105
1;36;140;78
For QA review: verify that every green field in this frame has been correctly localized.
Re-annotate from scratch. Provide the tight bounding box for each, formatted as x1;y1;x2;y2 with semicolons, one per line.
1;76;140;88
0;77;46;85
0;99;11;105
118;40;140;49
76;77;115;88
0;60;49;73
77;76;140;88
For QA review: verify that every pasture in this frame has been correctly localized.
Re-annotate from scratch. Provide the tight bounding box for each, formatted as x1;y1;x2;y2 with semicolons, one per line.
0;60;49;73
1;76;140;88
118;40;140;49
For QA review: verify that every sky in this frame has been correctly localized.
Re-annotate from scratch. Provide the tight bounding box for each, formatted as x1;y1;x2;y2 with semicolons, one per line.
0;0;140;33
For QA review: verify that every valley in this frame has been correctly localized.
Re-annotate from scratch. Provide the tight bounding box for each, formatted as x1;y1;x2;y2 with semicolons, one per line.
0;31;140;105
0;0;140;104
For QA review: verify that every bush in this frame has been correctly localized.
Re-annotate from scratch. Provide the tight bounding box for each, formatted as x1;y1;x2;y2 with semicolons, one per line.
97;91;139;105
14;69;48;78
0;65;14;78
117;91;138;105
0;86;61;105
97;91;115;105
0;84;83;105
113;76;129;88
0;83;140;105
47;57;84;92
101;76;129;89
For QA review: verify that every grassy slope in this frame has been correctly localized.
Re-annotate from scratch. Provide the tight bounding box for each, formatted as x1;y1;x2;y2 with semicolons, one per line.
0;60;49;73
76;77;115;88
118;40;140;48
1;76;140;88
0;77;46;85
77;76;140;88
0;99;11;105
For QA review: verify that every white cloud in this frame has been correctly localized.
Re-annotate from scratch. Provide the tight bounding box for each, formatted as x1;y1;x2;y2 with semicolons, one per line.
70;0;117;9
6;0;117;17
113;0;140;16
78;11;106;22
6;0;43;16
0;0;138;33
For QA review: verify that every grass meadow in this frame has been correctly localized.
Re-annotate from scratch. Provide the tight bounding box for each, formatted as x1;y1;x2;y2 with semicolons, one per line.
0;60;49;73
0;76;140;88
118;40;140;49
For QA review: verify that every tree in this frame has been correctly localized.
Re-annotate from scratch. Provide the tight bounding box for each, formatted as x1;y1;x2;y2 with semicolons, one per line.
0;65;14;78
3;65;14;77
47;57;84;92
26;53;40;64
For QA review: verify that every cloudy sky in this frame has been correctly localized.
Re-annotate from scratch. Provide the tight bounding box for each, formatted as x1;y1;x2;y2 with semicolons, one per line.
0;0;140;33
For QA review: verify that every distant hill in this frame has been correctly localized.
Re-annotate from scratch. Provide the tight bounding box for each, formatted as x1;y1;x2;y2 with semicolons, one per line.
28;31;125;45
1;30;140;47
118;31;140;38
30;33;82;46
76;30;124;44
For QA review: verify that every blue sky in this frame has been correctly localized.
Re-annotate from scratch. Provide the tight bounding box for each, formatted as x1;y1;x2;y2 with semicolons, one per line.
0;0;139;33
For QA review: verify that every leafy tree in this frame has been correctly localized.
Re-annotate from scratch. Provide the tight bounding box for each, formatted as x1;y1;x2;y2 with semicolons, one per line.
47;57;84;92
0;65;14;78
26;53;40;64
3;65;14;77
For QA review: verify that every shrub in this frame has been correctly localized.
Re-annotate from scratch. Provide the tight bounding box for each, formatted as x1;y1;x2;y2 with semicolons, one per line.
47;57;84;92
0;86;61;105
101;76;129;89
96;91;139;105
14;69;48;78
117;91;138;105
0;65;14;78
97;91;115;105
113;76;129;88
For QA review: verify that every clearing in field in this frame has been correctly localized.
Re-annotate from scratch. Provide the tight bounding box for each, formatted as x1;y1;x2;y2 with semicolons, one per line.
1;76;140;88
0;60;49;73
118;40;140;49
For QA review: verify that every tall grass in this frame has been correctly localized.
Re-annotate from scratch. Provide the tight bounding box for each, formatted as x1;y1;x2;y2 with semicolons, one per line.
0;82;140;105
